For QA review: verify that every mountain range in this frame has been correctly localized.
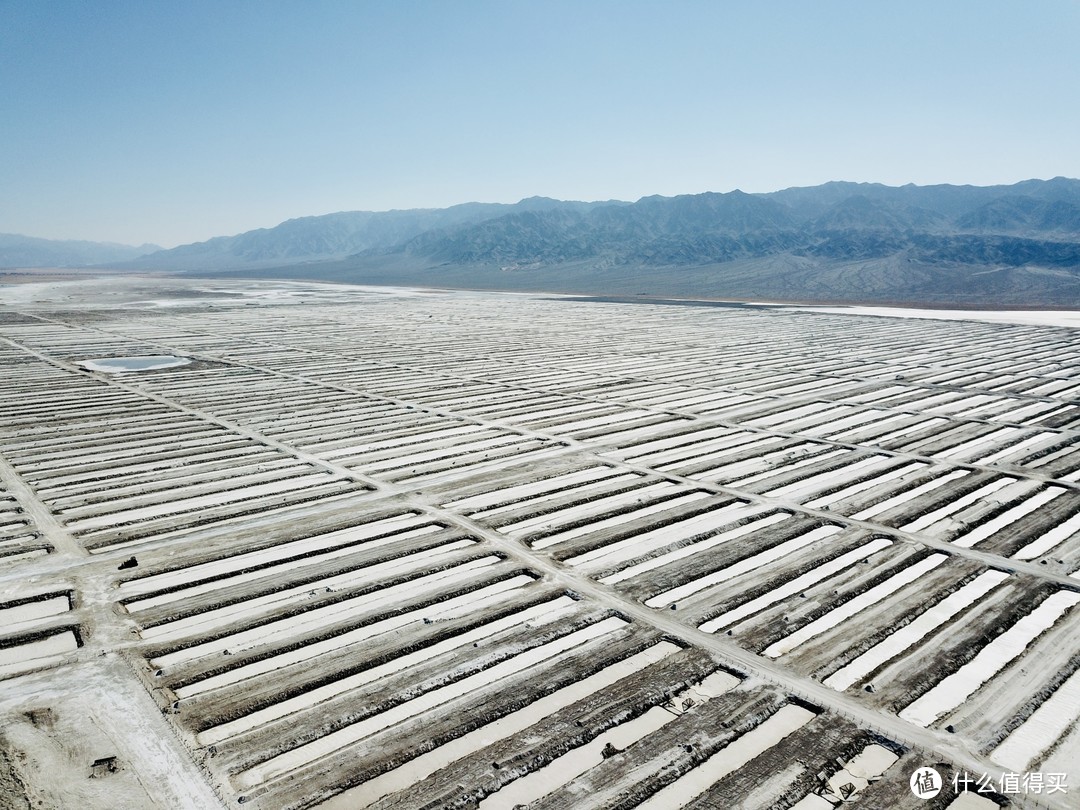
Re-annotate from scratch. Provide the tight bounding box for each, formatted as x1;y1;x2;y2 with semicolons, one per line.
0;233;161;268
6;178;1080;306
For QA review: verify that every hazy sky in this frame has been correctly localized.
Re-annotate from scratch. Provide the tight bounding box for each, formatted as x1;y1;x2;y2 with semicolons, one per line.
2;1;1078;247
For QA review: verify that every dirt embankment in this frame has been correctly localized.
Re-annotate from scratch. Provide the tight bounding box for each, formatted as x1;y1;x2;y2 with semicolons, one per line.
0;737;32;810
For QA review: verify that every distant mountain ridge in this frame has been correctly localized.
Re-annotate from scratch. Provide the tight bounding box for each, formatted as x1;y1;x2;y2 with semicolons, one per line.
378;179;1080;272
331;177;1080;306
0;233;161;268
129;197;622;270
124;177;1080;273
8;178;1080;306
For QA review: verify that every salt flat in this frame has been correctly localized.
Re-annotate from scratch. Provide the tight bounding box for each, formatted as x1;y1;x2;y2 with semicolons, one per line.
0;276;1078;809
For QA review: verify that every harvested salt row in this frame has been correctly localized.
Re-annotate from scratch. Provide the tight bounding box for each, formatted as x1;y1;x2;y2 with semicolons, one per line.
699;537;894;633
763;554;949;658
66;473;338;532
119;513;431;599
18;434;243;475
850;469;969;521
925;394;1001;416
440;466;617;509
767;405;859;433
318;425;487;459
317;641;682;810
687;443;823;482
991;401;1063;423
823;570;1010;691
498;402;604;424
843;385;909;405
743;402;837;428
148;553;497;666
23;428;227;468
347;434;519;472
1012;510;1080;561
125;524;443;611
624;430;766;466
596;517;785;592
565;502;768;570
901;477;1016;533
582;418;690;447
654;436;788;472
0;630;79;674
1036;711;1080;780
93;487;367;554
477;669;740;809
951;486;1067;549
758;455;894;502
827;412;909;440
394;445;570;488
543;409;656;434
723;448;850;489
899;590;1080;727
234;616;630;787
532;492;711;550
803;463;925;510
634;704;816;810
620;427;759;457
974;431;1061;465
177;574;536;698
0;595;70;626
32;445;274;493
197;594;579;745
462;472;638;520
865;417;948;446
498;482;684;538
991;666;1080;771
802;408;891;437
642;522;837;607
49;457;302;508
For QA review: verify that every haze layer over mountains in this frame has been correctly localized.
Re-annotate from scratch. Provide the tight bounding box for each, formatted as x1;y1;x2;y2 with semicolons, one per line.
0;233;162;268
8;178;1080;306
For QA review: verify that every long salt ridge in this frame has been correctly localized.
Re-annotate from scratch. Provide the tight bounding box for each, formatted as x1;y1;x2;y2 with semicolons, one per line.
763;553;949;658
235;615;630;787
314;640;682;810
899;590;1080;727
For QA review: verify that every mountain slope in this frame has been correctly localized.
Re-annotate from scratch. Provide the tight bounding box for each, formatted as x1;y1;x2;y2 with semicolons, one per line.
397;190;805;267
373;181;1080;271
0;233;161;268
131;198;623;270
957;196;1080;235
115;177;1080;306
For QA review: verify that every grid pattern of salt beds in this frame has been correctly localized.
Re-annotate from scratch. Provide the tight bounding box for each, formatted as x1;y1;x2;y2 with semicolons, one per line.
120;509;834;810
1;290;1079;809
0;589;79;680
0;343;52;562
0;341;81;679
0;478;44;562
0;343;374;555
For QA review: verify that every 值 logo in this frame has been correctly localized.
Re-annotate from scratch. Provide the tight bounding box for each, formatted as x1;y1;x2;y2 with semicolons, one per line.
910;767;943;799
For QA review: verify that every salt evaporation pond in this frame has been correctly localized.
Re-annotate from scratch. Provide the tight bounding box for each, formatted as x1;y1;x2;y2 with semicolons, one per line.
80;355;191;373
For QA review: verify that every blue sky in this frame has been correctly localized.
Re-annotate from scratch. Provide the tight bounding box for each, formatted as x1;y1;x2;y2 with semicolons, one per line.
2;1;1078;247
